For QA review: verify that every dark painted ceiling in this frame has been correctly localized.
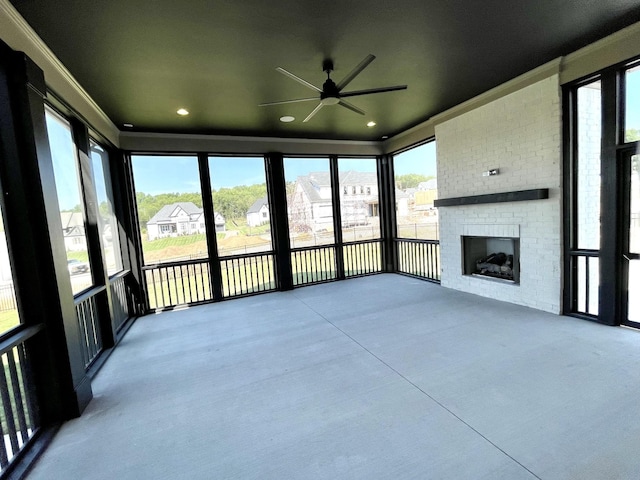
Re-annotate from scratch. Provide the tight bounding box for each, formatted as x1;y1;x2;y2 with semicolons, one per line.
10;0;640;141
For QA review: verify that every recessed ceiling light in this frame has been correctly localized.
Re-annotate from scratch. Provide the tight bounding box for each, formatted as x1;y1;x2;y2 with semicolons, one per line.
177;108;189;116
367;121;376;127
381;135;388;139
280;115;295;123
123;123;133;128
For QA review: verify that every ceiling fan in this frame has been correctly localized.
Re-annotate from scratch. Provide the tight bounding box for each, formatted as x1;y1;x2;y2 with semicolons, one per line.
259;54;407;122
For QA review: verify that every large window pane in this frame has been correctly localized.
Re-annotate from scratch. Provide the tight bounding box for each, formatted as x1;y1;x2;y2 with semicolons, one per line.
577;81;602;250
625;65;640;143
131;155;208;265
208;156;271;256
630;154;640;255
393;141;438;240
45;108;93;295
0;207;20;336
284;158;334;247
90;142;122;275
338;158;380;242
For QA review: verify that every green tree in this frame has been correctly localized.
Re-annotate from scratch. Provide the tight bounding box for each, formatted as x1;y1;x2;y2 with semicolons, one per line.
395;174;434;190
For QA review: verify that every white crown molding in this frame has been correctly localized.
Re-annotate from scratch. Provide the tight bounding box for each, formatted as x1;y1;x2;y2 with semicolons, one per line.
119;131;383;155
0;0;119;145
561;19;640;84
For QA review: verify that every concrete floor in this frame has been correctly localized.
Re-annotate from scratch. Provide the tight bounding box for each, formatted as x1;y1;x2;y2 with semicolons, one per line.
28;274;640;479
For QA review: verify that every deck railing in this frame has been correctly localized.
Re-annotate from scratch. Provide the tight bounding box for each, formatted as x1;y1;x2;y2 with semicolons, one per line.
220;252;277;298
0;327;40;475
396;239;441;282
109;272;132;332
570;250;599;316
143;260;213;309
75;287;105;369
344;240;382;277
291;245;337;286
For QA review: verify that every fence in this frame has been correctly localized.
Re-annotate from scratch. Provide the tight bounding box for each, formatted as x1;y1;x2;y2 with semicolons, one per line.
0;285;16;313
109;272;132;333
0;327;40;475
396;239;441;282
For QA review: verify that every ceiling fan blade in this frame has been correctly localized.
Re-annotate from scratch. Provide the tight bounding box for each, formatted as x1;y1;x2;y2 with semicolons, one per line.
338;100;365;116
340;85;408;98
336;54;376;91
276;67;322;93
259;97;318;107
303;103;324;122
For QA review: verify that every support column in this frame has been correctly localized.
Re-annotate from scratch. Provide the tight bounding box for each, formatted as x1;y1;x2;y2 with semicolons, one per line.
378;155;398;272
330;156;345;280
0;45;91;420
266;153;293;290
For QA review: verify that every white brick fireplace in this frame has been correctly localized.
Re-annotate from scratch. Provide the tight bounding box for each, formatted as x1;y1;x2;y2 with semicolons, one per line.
434;75;563;314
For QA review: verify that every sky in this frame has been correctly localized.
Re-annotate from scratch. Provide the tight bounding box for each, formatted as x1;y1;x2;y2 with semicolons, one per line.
130;146;437;196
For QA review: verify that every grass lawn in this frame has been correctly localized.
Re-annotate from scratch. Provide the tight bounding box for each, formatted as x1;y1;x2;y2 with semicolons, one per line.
0;309;19;335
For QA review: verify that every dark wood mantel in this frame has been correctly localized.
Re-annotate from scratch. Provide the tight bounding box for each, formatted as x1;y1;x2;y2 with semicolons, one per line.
434;188;549;207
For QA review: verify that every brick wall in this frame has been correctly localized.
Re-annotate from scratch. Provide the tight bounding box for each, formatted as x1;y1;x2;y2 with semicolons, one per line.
435;75;563;313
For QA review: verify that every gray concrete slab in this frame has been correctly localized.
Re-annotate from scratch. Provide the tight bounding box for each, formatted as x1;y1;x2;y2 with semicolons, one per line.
27;274;640;479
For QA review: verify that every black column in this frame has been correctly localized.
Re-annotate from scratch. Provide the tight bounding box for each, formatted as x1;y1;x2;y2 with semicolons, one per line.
378;154;397;272
112;151;146;314
329;156;345;280
265;153;293;290
198;153;224;301
0;46;91;419
71;119;115;348
598;70;624;326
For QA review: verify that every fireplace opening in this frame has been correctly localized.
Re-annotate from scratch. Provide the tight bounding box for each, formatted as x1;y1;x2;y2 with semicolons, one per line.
462;236;520;284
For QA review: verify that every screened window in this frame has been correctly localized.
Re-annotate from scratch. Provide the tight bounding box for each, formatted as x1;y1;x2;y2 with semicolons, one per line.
0;204;20;336
90;141;122;275
131;155;207;265
284;158;334;247
576;81;602;251
338;158;380;242
45;108;93;295
393;141;438;240
625;65;640;143
208;156;271;256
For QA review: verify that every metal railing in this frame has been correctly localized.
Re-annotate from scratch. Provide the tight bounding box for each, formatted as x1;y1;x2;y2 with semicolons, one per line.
143;260;213;310
344;240;382;277
396;238;441;282
570;250;599;316
220;252;277;298
109;272;132;332
75;287;105;369
0;327;40;475
291;245;337;286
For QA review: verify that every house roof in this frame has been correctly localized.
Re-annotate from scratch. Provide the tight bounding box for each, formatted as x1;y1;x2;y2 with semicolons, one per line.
247;196;269;214
418;179;437;190
60;211;84;229
295;170;379;203
147;202;204;224
10;0;640;140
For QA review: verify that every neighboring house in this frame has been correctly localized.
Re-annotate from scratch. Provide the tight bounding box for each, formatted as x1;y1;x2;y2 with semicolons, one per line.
246;197;269;227
288;171;382;233
60;211;87;252
146;202;225;241
415;178;438;209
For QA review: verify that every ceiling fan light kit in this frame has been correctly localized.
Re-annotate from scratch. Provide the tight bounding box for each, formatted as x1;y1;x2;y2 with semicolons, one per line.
260;54;407;123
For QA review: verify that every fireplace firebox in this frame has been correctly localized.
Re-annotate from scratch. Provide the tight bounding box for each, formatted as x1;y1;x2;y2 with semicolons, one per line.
462;236;520;284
